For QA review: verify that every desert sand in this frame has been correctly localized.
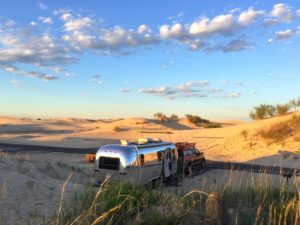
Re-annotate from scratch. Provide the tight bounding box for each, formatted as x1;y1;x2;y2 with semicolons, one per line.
0;113;299;167
0;113;300;223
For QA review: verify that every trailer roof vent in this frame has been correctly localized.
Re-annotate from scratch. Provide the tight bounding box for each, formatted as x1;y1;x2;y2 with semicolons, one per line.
120;139;130;146
137;138;161;144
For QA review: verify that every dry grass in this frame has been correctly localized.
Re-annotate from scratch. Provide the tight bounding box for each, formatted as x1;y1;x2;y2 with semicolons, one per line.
257;115;300;144
0;169;300;225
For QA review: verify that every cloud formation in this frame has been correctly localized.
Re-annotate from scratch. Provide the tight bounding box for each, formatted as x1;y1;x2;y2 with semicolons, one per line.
0;3;299;80
138;81;229;99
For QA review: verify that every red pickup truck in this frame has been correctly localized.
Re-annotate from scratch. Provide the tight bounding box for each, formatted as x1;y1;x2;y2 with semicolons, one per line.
176;142;205;174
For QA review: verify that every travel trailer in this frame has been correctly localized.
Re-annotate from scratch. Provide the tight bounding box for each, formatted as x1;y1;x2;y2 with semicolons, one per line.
94;138;178;185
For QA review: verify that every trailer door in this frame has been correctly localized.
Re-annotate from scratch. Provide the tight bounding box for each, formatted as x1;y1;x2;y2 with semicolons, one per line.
163;151;171;178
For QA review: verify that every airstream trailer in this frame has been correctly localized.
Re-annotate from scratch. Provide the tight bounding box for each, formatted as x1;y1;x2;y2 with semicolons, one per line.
94;138;178;185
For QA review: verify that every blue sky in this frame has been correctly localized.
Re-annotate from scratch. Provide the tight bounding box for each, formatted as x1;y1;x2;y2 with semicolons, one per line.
0;0;299;120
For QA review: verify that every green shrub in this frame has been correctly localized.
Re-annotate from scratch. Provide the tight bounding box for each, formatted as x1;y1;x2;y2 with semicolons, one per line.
249;104;275;120
203;123;222;128
185;114;209;126
154;113;169;122
276;104;290;115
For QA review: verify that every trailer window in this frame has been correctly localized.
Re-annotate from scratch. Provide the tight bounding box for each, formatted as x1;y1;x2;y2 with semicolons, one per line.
99;157;120;170
143;152;159;166
157;151;163;161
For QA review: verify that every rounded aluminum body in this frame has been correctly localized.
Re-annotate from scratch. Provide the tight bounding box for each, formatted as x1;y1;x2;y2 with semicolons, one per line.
94;141;177;185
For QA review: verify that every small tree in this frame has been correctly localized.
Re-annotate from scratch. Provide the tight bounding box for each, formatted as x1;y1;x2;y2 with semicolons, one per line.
169;114;179;121
289;99;297;112
154;113;168;122
249;104;275;120
185;114;209;126
241;130;248;141
276;104;290;115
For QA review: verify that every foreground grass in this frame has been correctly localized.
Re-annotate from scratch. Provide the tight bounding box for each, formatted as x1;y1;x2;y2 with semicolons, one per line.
50;176;300;225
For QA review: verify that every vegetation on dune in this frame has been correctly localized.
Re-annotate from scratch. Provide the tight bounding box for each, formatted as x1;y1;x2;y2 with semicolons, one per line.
257;115;300;144
185;114;209;125
249;97;300;120
249;104;275;120
153;113;179;122
154;113;169;122
50;174;300;225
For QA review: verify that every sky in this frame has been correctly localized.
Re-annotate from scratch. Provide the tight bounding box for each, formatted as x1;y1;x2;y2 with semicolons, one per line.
0;0;299;120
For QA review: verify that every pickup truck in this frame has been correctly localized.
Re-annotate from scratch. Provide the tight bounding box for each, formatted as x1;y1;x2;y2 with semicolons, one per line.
176;142;205;175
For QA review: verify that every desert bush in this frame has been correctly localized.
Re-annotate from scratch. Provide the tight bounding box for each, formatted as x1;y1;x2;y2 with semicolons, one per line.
113;126;122;132
203;123;222;128
240;130;248;140
276;104;290;115
169;114;178;121
185;114;209;126
154;113;169;122
249;104;275;120
257;115;300;143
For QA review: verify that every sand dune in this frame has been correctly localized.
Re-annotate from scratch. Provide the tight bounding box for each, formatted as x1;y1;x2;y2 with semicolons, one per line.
0;113;299;167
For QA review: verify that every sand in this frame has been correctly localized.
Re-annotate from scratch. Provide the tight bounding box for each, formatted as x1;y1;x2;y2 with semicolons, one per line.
0;113;300;223
0;113;299;167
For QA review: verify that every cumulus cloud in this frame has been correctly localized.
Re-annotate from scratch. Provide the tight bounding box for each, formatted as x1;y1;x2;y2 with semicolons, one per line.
275;29;293;39
138;81;224;99
1;3;299;81
270;3;293;22
38;17;53;24
0;21;76;80
61;13;73;21
238;7;264;26
64;17;92;31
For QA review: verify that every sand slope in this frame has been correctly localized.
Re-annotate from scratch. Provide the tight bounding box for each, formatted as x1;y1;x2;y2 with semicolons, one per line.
0;113;299;167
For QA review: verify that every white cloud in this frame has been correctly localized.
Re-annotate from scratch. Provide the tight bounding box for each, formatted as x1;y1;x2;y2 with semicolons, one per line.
64;17;92;31
275;29;293;39
137;25;148;34
119;88;130;93
37;1;48;10
30;21;37;26
238;7;264;26
61;13;73;21
267;38;274;44
270;3;293;22
297;10;300;16
189;14;235;36
26;71;58;81
38;17;53;24
138;81;225;99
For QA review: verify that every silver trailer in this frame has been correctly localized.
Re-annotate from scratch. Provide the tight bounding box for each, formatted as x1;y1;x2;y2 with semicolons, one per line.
94;138;178;185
